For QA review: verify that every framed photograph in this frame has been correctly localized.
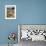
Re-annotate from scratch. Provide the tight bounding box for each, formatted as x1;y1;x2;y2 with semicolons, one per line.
5;5;16;19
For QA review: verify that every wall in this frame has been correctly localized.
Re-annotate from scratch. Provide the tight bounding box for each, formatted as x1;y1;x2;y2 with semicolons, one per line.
21;25;46;30
0;0;46;44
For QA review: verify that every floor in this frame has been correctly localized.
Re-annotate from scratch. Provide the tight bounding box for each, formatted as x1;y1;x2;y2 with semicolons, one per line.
0;44;18;46
19;39;46;46
0;40;46;46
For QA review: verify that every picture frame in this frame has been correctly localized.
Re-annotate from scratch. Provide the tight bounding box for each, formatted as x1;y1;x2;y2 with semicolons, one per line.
5;5;16;19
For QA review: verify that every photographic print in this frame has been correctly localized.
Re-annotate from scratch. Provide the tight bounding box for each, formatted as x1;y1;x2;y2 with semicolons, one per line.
5;5;16;19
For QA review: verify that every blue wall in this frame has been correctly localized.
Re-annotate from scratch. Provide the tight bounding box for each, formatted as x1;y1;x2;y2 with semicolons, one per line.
0;0;46;44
